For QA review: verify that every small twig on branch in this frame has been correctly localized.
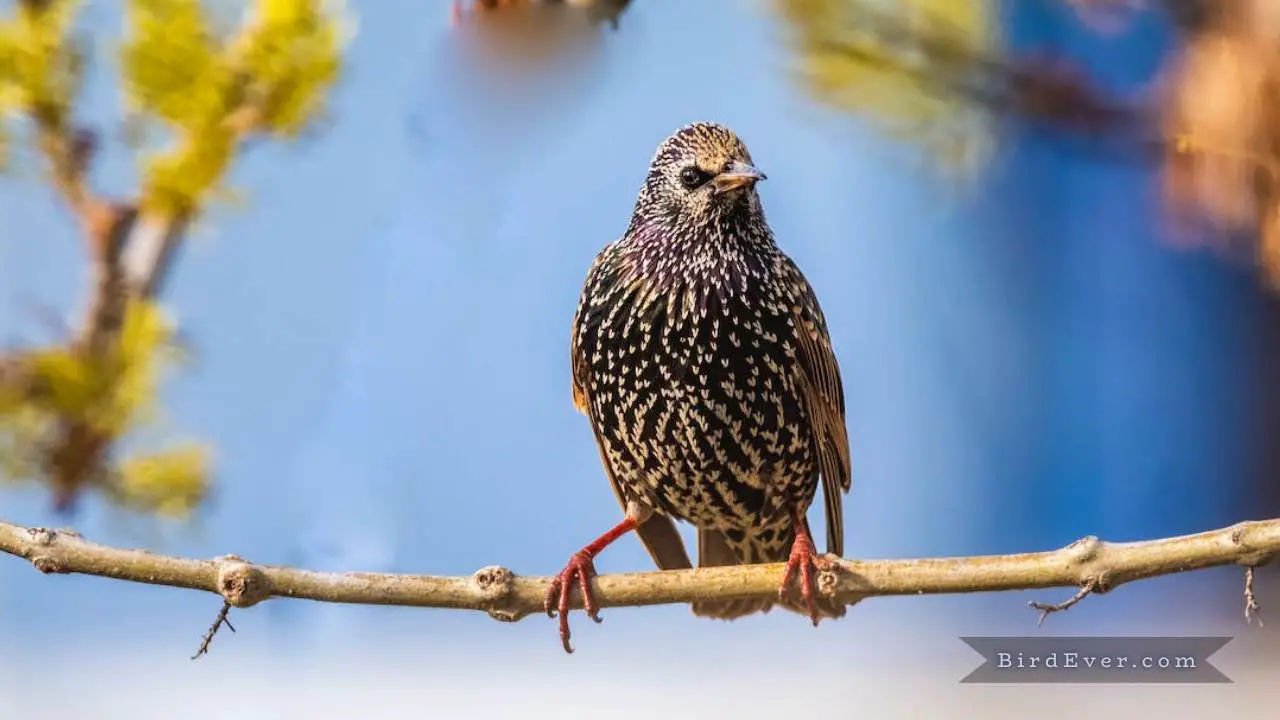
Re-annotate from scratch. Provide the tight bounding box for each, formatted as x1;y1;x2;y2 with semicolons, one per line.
1245;566;1264;627
2;518;1279;655
191;601;235;660
1029;579;1099;626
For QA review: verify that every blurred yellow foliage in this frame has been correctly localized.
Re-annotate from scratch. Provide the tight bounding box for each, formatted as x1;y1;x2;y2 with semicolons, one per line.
114;442;211;517
237;0;344;135
119;0;227;131
774;0;998;175
0;300;210;516
0;1;346;516
121;0;344;215
0;31;8;168
26;298;183;433
0;0;84;169
0;0;81;110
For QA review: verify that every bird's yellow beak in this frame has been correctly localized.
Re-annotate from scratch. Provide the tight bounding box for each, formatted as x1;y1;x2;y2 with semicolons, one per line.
711;161;766;194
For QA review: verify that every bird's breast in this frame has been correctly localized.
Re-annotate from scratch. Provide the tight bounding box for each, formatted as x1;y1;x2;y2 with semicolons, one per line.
578;256;817;527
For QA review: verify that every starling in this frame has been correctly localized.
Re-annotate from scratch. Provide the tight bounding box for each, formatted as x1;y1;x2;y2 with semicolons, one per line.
546;122;852;652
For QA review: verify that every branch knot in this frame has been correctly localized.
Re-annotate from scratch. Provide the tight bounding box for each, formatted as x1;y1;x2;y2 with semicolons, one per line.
32;556;64;574
1090;572;1113;594
214;555;270;608
817;560;840;598
1229;523;1278;567
473;565;521;622
27;528;67;573
1065;535;1101;562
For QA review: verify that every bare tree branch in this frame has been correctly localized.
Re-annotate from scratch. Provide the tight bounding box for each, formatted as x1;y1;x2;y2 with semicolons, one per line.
2;518;1278;652
2;31;279;513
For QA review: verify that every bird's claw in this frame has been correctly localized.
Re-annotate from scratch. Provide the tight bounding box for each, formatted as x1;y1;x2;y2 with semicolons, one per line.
778;531;829;627
544;551;601;653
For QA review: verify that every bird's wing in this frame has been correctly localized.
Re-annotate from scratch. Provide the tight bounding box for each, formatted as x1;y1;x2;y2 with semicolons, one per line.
569;313;590;416
569;241;615;417
782;259;852;558
570;242;693;571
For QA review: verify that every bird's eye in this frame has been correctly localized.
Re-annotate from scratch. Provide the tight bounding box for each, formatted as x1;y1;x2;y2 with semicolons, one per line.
679;167;708;189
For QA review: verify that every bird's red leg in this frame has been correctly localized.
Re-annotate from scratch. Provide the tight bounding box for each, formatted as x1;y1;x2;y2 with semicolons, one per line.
778;509;832;627
545;516;638;653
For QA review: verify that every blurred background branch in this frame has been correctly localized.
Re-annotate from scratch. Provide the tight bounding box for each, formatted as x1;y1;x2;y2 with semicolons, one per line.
781;0;1280;285
0;0;345;516
446;0;1280;287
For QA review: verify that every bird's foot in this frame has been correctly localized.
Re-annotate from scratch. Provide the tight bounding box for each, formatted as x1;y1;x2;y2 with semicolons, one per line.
545;551;602;653
778;527;832;627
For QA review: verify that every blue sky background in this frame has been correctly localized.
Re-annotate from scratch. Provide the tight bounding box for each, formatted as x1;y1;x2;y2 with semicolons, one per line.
2;1;1278;717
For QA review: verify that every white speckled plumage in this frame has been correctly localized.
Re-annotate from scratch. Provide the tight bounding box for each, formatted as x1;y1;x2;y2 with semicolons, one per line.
568;122;852;621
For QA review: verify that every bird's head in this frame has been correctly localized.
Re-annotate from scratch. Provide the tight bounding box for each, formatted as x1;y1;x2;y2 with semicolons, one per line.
632;122;767;227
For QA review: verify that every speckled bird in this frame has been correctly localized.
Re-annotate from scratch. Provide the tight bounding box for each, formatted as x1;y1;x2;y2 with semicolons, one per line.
546;122;852;653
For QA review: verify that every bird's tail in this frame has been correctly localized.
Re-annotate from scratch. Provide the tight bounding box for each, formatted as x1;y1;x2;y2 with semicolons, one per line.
691;521;846;621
